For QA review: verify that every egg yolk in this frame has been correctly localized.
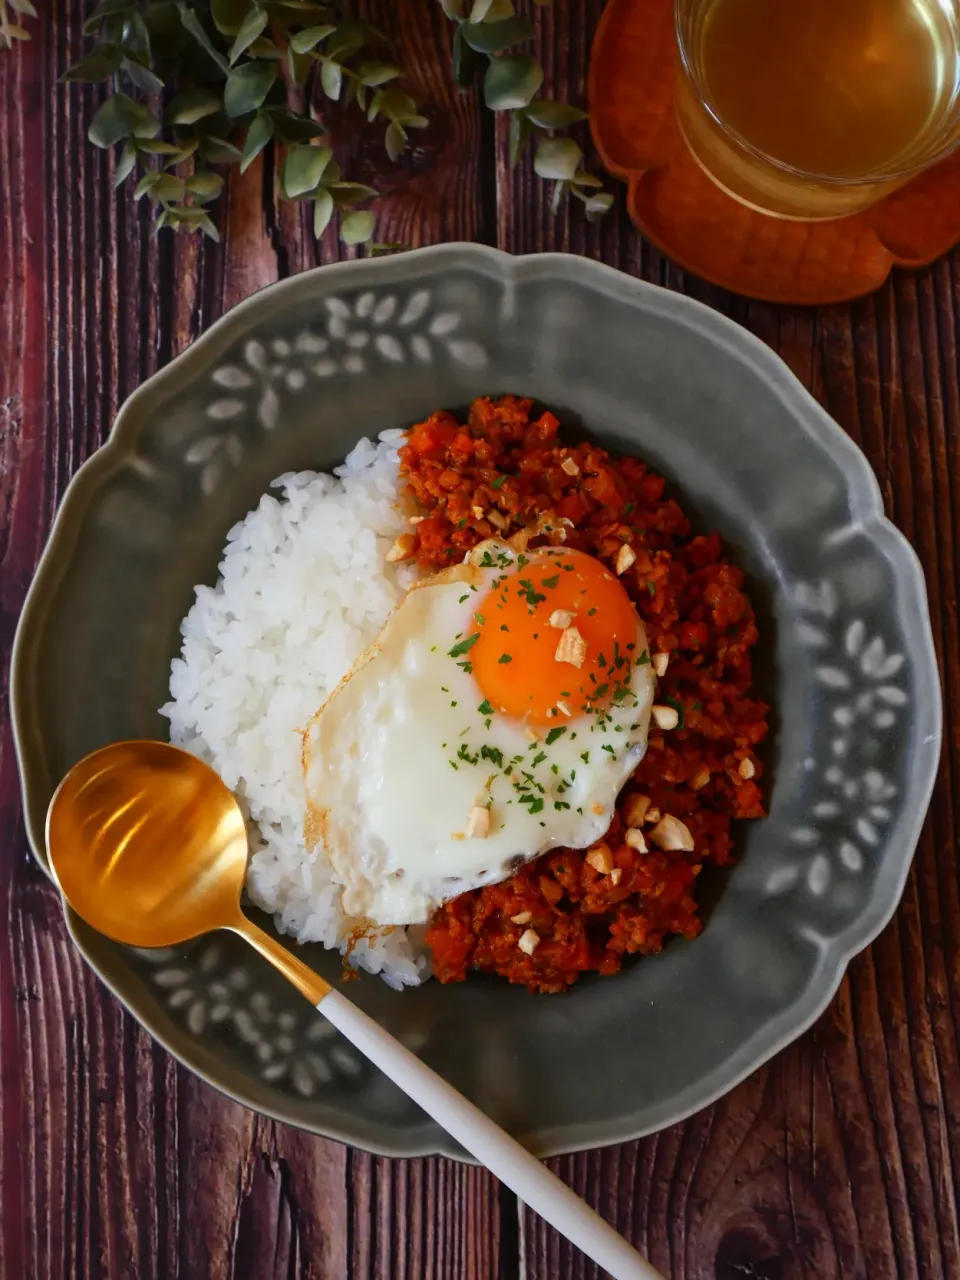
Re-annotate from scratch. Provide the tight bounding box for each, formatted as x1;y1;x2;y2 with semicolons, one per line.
469;549;644;726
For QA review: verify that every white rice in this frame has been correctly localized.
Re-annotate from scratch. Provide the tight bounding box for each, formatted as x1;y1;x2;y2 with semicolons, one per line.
160;429;428;988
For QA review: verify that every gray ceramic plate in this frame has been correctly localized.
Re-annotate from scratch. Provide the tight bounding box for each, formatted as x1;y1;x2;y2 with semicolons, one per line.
12;245;941;1159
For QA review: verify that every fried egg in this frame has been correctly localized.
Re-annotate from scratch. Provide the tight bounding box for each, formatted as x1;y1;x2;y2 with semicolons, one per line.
303;535;656;926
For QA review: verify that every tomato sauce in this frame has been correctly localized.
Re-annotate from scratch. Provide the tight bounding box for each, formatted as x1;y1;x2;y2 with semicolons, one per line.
399;397;768;993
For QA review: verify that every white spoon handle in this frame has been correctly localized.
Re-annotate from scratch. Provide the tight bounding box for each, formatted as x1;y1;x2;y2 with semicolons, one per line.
319;990;664;1280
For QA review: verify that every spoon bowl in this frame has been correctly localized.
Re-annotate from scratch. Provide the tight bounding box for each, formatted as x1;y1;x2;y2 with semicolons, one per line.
46;740;248;947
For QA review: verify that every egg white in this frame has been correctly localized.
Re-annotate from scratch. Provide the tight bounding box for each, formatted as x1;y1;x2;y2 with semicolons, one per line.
303;542;656;926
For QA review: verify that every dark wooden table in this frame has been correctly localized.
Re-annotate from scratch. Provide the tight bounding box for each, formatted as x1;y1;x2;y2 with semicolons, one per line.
3;2;960;1277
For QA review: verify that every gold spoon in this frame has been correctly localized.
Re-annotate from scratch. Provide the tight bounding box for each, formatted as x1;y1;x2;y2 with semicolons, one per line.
46;740;663;1280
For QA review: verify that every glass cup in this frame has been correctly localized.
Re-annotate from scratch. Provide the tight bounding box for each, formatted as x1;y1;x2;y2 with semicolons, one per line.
674;0;960;220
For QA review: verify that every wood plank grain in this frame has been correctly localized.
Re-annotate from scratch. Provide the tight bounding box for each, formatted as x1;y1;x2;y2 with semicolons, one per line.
495;6;960;1280
0;2;502;1278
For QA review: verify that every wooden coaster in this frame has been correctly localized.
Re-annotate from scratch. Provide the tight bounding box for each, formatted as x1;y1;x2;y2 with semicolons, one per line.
588;0;960;304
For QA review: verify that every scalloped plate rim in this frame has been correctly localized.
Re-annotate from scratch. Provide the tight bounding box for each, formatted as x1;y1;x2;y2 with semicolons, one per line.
10;244;943;1160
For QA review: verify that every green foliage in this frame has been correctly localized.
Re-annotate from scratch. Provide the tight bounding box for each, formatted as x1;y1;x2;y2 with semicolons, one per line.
63;0;423;244
1;0;37;48
440;0;612;217
49;0;610;244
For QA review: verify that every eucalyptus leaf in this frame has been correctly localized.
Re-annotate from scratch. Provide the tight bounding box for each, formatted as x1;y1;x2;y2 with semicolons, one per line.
197;212;221;241
452;23;482;88
376;88;418;120
524;99;587;130
137;137;186;154
484;0;516;16
289;22;334;53
358;61;400;87
483;54;543;110
437;0;462;15
166;88;222;125
583;191;614;221
120;10;152;60
534;136;582;180
340;209;375;246
210;0;251;36
246;37;280;58
325;22;364;63
320;58;342;101
224;61;276;117
134;170;163;199
508;111;532;167
88;92;160;147
283;144;333;197
240;111;274;171
572;169;603;188
326;180;378;205
385;119;406;162
268;109;326;143
114;140;138;187
186;170;225;199
461;16;532;55
228;6;267;63
312;188;334;238
9;0;39;16
286;44;312;88
62;48;123;82
122;58;166;94
177;2;230;73
199;135;244;162
4;25;32;38
151;172;188;201
82;0;135;36
469;0;494;19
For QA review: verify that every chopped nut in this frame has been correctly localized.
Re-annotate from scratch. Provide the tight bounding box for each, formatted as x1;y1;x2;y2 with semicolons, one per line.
691;767;711;791
623;793;651;827
511;911;532;925
407;514;425;525
616;544;636;576
738;757;756;780
555;625;587;668
651;704;680;731
609;868;623;886
652;651;670;678
386;533;416;563
650;814;695;852
625;828;647;853
556;700;572;717
548;608;577;630
525;728;539;743
645;806;661;825
487;508;509;531
518;928;540;956
591;802;605;816
586;844;614;874
471;504;485;519
465;806;490;839
561;455;580;476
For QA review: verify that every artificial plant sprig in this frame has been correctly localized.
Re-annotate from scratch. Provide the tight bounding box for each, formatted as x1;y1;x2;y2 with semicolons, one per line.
437;0;613;220
63;0;425;244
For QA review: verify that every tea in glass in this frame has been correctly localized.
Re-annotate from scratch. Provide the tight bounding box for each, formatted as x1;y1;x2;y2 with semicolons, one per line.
675;0;960;219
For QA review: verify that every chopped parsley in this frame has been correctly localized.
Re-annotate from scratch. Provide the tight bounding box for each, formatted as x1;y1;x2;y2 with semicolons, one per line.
448;633;480;659
477;699;495;716
491;475;508;490
498;653;513;664
541;574;560;590
545;726;567;745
